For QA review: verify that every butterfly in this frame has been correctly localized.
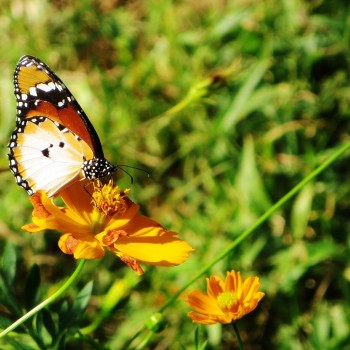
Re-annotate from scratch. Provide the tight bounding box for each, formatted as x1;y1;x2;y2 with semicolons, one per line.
8;55;118;197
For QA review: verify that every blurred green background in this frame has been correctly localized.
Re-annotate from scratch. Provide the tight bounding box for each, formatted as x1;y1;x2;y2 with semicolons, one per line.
0;0;350;349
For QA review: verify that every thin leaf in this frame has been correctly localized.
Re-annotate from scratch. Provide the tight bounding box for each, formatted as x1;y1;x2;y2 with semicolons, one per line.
42;308;57;343
58;300;70;332
5;338;38;350
1;242;17;286
215;59;271;131
71;281;93;316
291;184;314;239
0;243;21;315
25;264;41;310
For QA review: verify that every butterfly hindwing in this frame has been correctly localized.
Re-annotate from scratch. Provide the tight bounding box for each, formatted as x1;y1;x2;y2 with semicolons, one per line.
9;117;94;197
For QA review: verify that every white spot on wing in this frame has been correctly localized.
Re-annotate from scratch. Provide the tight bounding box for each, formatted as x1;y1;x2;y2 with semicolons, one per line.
37;82;56;92
29;87;38;96
9;118;92;197
58;100;65;108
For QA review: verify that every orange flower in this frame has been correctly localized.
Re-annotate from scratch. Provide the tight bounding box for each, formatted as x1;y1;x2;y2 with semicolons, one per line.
23;181;193;275
187;270;264;324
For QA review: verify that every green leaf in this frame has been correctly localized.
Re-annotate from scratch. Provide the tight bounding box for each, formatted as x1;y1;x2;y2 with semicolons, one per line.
215;59;271;130
71;281;93;316
291;184;314;239
6;338;38;350
270;240;342;293
57;282;93;334
25;264;41;310
58;299;70;333
0;315;12;329
0;243;21;315
1;242;17;286
35;311;43;342
234;136;272;230
42;308;57;343
194;326;207;350
194;326;200;349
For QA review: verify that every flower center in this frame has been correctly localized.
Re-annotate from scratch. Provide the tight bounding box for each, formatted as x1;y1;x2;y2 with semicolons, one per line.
217;291;238;311
92;180;130;216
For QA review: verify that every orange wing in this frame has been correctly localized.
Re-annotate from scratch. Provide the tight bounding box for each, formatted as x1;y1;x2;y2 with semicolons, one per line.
9;56;118;197
14;55;104;158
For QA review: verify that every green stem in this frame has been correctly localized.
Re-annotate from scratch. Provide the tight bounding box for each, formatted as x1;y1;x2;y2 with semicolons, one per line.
126;141;350;349
158;140;350;312
0;259;86;339
134;330;155;350
232;322;245;350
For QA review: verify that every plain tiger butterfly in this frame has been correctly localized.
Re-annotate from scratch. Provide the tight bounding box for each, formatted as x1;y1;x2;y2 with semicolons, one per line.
8;55;118;197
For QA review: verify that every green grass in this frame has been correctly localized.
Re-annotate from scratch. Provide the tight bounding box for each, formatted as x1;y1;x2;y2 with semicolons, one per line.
0;0;350;349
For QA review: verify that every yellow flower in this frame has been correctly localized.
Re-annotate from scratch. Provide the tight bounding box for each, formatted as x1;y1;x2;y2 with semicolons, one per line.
187;270;264;324
23;181;193;275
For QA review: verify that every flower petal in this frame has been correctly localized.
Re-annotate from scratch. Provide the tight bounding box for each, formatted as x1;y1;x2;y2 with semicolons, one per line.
73;240;105;259
111;212;192;265
187;312;220;325
22;222;44;232
117;252;144;275
207;276;224;299
115;230;193;265
225;270;243;300
105;200;140;230
187;290;222;315
60;181;95;223
25;192;91;234
58;233;105;259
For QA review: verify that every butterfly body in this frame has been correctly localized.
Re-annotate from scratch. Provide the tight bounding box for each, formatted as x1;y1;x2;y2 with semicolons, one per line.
8;55;117;197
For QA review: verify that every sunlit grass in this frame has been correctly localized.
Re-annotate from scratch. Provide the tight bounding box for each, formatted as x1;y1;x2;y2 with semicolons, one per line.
0;0;349;348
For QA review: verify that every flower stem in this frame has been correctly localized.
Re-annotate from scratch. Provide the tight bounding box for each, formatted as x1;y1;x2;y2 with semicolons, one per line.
134;330;155;350
126;142;350;349
232;322;245;350
0;259;86;339
158;140;350;312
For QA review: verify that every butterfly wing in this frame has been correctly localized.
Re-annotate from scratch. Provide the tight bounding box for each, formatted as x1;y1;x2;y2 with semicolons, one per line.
9;117;94;197
14;55;104;158
8;55;117;197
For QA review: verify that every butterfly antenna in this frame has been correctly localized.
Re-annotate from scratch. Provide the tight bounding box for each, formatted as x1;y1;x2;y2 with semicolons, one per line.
118;164;151;179
117;166;135;184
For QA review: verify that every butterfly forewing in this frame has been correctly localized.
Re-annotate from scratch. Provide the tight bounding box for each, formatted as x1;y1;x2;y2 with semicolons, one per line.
14;55;104;157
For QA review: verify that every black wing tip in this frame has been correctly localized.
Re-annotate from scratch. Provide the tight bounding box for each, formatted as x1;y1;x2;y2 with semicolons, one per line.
16;55;47;72
18;55;39;63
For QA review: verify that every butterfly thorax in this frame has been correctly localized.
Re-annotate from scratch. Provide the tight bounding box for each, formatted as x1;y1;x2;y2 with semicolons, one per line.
83;158;118;180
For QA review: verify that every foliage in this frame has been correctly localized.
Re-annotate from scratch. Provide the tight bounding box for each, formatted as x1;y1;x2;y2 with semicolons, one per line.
0;0;349;349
